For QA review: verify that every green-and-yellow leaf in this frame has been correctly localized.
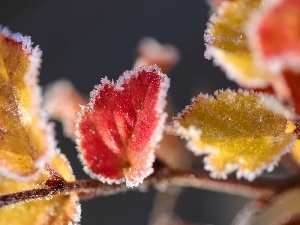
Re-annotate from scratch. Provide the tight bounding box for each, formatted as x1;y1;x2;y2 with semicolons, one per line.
205;0;270;88
168;90;296;180
0;152;81;225
0;28;55;179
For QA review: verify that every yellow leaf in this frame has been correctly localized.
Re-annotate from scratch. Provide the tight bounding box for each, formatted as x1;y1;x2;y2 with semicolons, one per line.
168;90;296;181
205;0;271;88
0;152;81;225
0;29;55;179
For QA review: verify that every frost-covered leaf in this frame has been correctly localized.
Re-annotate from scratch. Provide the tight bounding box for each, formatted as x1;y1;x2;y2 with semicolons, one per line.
249;0;300;74
168;90;296;181
0;152;81;225
205;0;300;116
44;80;87;139
76;65;169;187
0;27;55;179
134;37;180;73
133;38;188;169
205;0;271;88
247;0;300;115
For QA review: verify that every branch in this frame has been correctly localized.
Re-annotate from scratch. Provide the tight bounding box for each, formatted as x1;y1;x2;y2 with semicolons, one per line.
151;168;277;199
0;179;128;207
0;163;294;208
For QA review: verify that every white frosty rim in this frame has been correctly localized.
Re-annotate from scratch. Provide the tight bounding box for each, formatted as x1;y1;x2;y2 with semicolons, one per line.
0;25;56;181
75;65;170;187
206;47;271;88
167;88;296;181
204;133;296;181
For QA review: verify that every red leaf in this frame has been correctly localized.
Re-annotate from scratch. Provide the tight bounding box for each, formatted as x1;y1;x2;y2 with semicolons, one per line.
249;0;300;73
283;70;300;114
76;65;170;187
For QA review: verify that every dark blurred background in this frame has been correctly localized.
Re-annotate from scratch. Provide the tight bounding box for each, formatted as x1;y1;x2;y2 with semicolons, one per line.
0;1;248;224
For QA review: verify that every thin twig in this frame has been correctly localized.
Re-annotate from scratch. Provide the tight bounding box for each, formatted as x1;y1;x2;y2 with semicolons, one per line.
0;164;296;208
0;180;127;207
152;168;277;199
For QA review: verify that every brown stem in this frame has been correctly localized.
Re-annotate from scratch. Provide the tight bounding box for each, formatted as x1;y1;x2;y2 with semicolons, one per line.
0;188;53;207
43;164;67;188
0;164;294;208
152;168;277;199
0;180;128;207
66;179;128;199
44;164;65;181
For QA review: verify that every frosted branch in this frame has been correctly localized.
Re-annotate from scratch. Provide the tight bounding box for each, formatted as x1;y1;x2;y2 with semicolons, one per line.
0;163;296;208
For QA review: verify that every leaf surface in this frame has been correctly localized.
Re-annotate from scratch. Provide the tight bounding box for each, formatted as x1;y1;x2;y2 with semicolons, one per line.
0;152;81;225
168;90;295;180
0;28;54;179
249;0;300;73
248;0;300;115
205;0;270;88
76;65;169;187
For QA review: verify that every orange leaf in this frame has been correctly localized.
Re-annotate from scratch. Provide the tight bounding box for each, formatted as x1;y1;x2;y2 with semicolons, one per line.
0;152;81;225
0;28;55;179
133;37;180;73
